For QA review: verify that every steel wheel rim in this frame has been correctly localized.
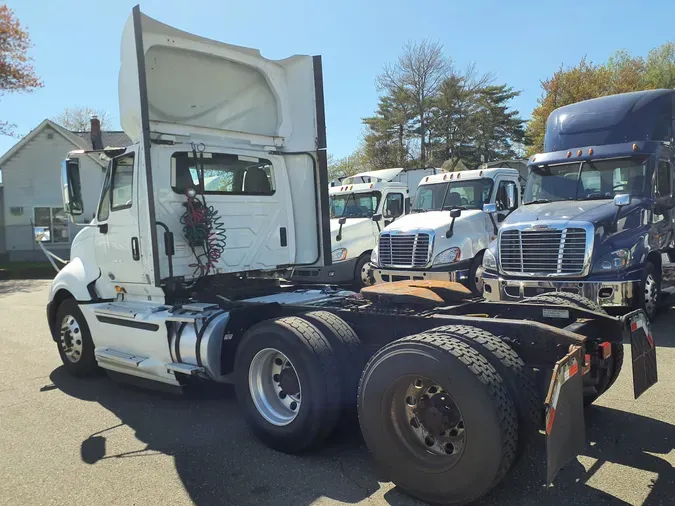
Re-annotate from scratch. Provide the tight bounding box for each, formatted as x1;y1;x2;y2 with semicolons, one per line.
390;375;466;466
248;348;302;426
644;273;658;315
60;315;83;363
474;265;485;294
361;262;371;286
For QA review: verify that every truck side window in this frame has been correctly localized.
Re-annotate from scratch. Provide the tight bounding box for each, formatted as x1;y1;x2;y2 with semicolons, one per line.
495;181;518;211
655;161;671;198
97;164;113;222
111;154;135;211
171;152;276;195
384;193;404;218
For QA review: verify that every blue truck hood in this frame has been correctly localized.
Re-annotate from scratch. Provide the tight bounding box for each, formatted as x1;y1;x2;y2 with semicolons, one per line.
508;199;645;230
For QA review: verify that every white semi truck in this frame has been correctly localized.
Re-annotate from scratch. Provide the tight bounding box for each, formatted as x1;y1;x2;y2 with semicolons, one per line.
291;167;439;286
369;167;521;294
47;7;657;506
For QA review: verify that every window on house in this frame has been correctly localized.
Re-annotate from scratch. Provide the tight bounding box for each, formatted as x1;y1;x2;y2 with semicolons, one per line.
34;207;69;243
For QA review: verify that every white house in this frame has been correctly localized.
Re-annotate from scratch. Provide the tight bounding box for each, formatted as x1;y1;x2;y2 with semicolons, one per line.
0;117;131;262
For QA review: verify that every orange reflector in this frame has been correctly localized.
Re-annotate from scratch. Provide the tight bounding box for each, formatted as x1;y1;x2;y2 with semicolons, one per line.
115;286;126;294
588;148;593;155
443;174;447;180
425;177;429;182
370;183;373;188
532;157;536;162
577;149;582;156
600;342;612;360
631;321;638;331
583;354;591;375
457;173;461;179
479;170;483;176
566;151;572;158
450;173;454;179
633;143;638;151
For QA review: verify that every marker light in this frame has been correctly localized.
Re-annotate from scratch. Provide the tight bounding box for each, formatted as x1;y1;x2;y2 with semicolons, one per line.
577;149;582;156
588;148;593;155
633;143;638;151
566;151;572;158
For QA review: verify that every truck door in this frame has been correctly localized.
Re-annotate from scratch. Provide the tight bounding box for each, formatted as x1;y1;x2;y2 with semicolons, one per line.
652;160;674;250
382;191;405;227
94;149;146;285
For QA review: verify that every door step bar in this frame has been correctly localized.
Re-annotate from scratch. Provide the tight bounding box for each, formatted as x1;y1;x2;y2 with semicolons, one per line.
95;348;205;376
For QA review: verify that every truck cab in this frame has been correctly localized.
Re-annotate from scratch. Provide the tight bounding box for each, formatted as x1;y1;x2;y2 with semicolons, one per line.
482;90;675;319
369;167;521;294
290;167;439;286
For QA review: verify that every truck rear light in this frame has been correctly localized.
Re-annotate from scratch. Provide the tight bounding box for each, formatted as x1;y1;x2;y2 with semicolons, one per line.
600;342;612;360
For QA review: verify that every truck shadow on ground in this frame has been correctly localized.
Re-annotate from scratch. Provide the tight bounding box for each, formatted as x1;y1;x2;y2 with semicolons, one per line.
49;367;674;506
0;279;50;296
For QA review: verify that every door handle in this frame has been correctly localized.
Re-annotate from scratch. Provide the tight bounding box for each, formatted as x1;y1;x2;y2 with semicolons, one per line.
131;237;140;261
98;223;108;234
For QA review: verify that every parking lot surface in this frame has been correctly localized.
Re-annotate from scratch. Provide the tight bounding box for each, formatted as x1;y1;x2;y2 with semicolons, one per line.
0;279;673;506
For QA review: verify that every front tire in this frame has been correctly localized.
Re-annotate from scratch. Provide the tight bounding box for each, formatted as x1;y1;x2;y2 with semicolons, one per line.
639;261;660;321
234;317;342;453
358;333;518;505
55;299;98;377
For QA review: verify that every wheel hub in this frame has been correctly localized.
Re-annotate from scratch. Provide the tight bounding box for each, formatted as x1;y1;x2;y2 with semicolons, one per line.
248;348;302;426
60;315;83;363
403;378;466;458
417;393;461;437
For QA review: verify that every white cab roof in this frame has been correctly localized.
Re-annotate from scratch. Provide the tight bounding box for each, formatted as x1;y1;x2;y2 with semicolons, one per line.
419;168;519;186
329;181;407;195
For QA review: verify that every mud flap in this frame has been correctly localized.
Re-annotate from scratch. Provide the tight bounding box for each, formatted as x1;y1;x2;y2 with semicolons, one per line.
626;310;658;399
544;345;585;485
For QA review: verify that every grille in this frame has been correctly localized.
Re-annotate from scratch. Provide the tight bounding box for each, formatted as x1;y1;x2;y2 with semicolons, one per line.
500;227;588;275
378;232;431;268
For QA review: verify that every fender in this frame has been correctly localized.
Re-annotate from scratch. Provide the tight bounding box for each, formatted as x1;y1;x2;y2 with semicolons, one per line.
48;257;103;303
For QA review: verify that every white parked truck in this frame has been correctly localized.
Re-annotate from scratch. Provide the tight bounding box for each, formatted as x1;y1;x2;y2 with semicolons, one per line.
291;167;440;286
46;7;657;506
369;167;521;294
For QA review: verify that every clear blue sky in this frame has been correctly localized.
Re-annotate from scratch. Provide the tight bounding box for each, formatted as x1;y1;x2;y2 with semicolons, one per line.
2;0;675;161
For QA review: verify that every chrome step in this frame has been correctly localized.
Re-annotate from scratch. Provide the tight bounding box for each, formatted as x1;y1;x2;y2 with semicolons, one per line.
165;363;205;375
95;348;147;367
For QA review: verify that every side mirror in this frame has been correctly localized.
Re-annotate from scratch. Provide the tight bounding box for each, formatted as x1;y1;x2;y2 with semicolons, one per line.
338;216;347;225
372;213;382;222
505;184;516;210
483;203;497;214
450;209;462;218
614;194;631;207
61;158;84;217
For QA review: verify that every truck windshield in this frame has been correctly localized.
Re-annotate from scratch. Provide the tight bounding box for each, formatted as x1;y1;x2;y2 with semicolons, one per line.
329;191;381;219
524;158;648;204
412;179;493;212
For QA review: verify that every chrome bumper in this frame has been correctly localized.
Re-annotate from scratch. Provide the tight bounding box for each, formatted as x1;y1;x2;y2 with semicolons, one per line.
482;276;638;307
373;267;469;285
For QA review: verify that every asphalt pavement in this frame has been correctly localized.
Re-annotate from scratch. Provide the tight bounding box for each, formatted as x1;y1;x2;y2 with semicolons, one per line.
0;279;673;506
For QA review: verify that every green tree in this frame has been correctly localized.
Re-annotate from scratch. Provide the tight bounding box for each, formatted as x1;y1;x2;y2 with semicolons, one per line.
472;85;526;166
644;42;675;88
376;40;452;164
363;89;415;168
0;5;43;136
328;144;371;181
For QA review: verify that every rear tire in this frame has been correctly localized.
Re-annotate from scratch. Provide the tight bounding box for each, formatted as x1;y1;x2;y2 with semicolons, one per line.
428;325;542;448
234;316;342;453
55;299;99;377
300;311;364;412
522;293;624;405
358;333;518;505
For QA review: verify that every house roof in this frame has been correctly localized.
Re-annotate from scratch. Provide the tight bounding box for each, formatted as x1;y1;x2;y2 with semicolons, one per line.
71;130;133;149
0;119;133;169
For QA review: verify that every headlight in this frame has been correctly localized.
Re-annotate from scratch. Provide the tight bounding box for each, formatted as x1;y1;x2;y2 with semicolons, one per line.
370;247;378;267
483;249;497;271
332;248;348;262
433;247;461;266
593;249;630;273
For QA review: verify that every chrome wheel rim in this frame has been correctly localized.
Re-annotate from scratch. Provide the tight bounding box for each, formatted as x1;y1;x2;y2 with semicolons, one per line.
400;377;466;461
644;273;658;316
248;348;301;426
60;315;83;363
473;265;485;295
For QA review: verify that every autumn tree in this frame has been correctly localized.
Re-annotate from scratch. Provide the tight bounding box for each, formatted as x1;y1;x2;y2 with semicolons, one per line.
328;144;371;181
52;106;109;131
526;41;675;154
376;40;452;164
0;5;43;136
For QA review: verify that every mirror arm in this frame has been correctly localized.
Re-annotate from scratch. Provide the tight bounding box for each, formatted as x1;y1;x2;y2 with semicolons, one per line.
610;206;622;232
489;213;498;235
445;217;457;239
375;221;381;232
336;224;343;242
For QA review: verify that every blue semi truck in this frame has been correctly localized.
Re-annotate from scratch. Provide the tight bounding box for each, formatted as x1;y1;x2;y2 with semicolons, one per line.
482;89;675;320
